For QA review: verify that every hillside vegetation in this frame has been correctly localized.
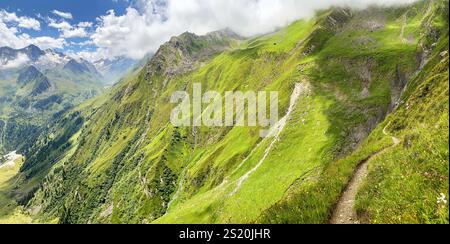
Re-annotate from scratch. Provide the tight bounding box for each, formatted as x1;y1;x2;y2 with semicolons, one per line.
0;0;447;224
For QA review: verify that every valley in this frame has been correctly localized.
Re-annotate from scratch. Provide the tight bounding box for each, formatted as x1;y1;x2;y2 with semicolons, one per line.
0;150;31;224
0;0;448;224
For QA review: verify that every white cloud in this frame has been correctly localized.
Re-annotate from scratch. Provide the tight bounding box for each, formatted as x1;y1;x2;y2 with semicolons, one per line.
67;50;100;61
78;21;93;28
1;19;65;50
52;10;73;19
48;19;89;38
62;27;88;38
89;0;417;61
70;40;94;46
0;53;30;70
31;36;66;50
48;19;72;31
0;21;31;48
0;10;66;50
0;10;41;30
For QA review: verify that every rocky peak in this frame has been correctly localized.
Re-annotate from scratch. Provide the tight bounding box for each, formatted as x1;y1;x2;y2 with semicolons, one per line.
324;7;353;29
17;66;43;86
144;30;239;80
205;28;244;41
31;77;52;96
20;44;45;62
63;59;91;74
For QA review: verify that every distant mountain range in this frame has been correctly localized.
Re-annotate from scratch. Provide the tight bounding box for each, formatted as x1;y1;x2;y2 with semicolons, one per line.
1;44;138;85
0;45;106;158
93;56;138;85
0;44;143;161
1;44;71;71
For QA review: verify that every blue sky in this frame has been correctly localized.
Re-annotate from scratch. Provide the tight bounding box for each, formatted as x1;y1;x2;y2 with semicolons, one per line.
0;0;129;21
1;0;129;56
1;0;416;61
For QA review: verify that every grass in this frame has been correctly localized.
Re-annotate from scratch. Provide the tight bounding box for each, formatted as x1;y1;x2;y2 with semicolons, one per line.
356;49;449;224
0;155;33;224
155;3;432;224
258;2;449;223
6;0;448;224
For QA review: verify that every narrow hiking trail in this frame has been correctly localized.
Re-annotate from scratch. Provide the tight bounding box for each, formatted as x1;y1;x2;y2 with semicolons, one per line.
330;123;400;224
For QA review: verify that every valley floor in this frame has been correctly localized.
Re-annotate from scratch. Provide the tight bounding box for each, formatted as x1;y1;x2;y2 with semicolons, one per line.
0;151;32;224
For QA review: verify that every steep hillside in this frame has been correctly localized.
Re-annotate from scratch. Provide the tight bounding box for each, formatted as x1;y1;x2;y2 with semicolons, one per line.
1;0;448;224
0;45;104;180
259;0;449;224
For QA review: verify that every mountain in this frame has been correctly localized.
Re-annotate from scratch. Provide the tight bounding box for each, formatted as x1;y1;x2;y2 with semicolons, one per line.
78;58;101;76
17;66;44;86
16;66;53;96
0;45;104;174
0;45;44;63
63;59;92;75
1;0;448;224
30;76;52;97
93;56;138;85
0;45;99;75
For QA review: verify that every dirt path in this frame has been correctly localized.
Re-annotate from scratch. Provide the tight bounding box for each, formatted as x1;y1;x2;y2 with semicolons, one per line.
330;123;400;224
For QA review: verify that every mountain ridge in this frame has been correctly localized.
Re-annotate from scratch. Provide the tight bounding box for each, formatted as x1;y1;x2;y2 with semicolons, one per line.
0;0;448;224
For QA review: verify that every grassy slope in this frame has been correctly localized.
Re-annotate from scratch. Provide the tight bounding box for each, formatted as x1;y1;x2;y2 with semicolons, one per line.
5;1;447;224
156;3;434;223
0;156;32;224
355;24;449;223
258;0;449;224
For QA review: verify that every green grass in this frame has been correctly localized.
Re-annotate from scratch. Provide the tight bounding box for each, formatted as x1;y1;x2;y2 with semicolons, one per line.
0;155;33;223
6;0;448;224
356;49;449;224
258;2;449;224
155;3;436;224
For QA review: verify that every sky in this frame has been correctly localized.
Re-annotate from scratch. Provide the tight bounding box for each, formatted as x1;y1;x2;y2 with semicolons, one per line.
0;0;418;62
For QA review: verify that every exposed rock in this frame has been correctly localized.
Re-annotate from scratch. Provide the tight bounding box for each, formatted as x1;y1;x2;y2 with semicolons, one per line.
31;77;52;96
17;66;42;86
144;29;241;82
63;59;91;74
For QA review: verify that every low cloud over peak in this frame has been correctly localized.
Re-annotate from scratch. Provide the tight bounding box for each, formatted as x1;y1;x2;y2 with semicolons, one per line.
88;0;417;61
1;0;418;61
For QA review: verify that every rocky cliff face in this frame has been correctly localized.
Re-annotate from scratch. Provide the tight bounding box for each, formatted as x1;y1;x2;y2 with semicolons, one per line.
17;66;43;86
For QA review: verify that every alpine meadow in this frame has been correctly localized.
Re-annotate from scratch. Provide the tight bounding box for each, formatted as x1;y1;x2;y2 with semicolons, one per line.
0;0;448;225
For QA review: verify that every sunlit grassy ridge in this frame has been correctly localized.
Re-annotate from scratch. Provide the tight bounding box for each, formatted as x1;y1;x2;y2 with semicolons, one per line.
3;0;448;224
157;2;440;224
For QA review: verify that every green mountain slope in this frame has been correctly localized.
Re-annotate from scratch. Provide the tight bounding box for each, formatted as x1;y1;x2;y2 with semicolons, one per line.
259;0;449;224
2;0;448;224
0;61;103;153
